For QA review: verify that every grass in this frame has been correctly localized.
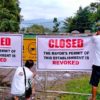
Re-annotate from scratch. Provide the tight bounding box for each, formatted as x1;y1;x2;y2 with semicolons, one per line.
50;74;100;100
58;76;90;100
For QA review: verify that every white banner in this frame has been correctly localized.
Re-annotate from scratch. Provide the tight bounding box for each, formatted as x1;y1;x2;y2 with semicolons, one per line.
0;34;23;68
37;35;94;71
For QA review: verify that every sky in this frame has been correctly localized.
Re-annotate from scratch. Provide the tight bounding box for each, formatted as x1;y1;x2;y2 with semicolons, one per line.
19;0;97;20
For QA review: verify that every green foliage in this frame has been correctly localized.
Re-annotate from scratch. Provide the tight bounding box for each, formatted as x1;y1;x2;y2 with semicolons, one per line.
89;1;100;31
96;6;100;22
25;24;52;34
26;24;45;34
52;17;60;33
57;75;100;100
63;7;93;33
0;0;21;32
44;27;52;34
63;1;100;33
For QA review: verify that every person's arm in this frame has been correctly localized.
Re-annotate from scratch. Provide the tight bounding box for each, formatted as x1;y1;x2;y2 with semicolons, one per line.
92;32;97;36
94;31;100;35
33;71;36;78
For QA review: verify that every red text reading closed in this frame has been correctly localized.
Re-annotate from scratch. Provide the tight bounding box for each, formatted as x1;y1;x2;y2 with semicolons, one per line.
48;39;83;48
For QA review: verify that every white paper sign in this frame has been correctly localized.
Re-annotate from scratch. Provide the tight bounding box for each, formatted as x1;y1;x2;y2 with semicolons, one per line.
37;35;94;71
0;34;23;67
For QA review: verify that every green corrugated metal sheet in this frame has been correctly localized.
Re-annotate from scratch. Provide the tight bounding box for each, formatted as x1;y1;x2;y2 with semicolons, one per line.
24;34;36;39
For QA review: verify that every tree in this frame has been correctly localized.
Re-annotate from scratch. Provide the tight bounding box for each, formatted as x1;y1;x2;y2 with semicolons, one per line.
90;1;100;21
63;7;93;33
88;1;100;31
63;17;77;32
52;17;60;33
26;24;45;34
0;0;21;32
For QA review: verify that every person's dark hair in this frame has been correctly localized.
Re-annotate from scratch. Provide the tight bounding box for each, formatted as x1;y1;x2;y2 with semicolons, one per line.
25;60;34;68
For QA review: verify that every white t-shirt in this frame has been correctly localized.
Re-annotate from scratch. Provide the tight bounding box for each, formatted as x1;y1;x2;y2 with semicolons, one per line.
11;66;33;96
93;35;100;66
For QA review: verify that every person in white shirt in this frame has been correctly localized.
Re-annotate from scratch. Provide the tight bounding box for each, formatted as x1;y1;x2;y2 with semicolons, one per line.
11;60;36;100
89;27;100;100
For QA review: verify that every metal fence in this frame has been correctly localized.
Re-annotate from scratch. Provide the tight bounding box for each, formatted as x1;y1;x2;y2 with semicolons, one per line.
0;87;11;100
0;71;92;100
